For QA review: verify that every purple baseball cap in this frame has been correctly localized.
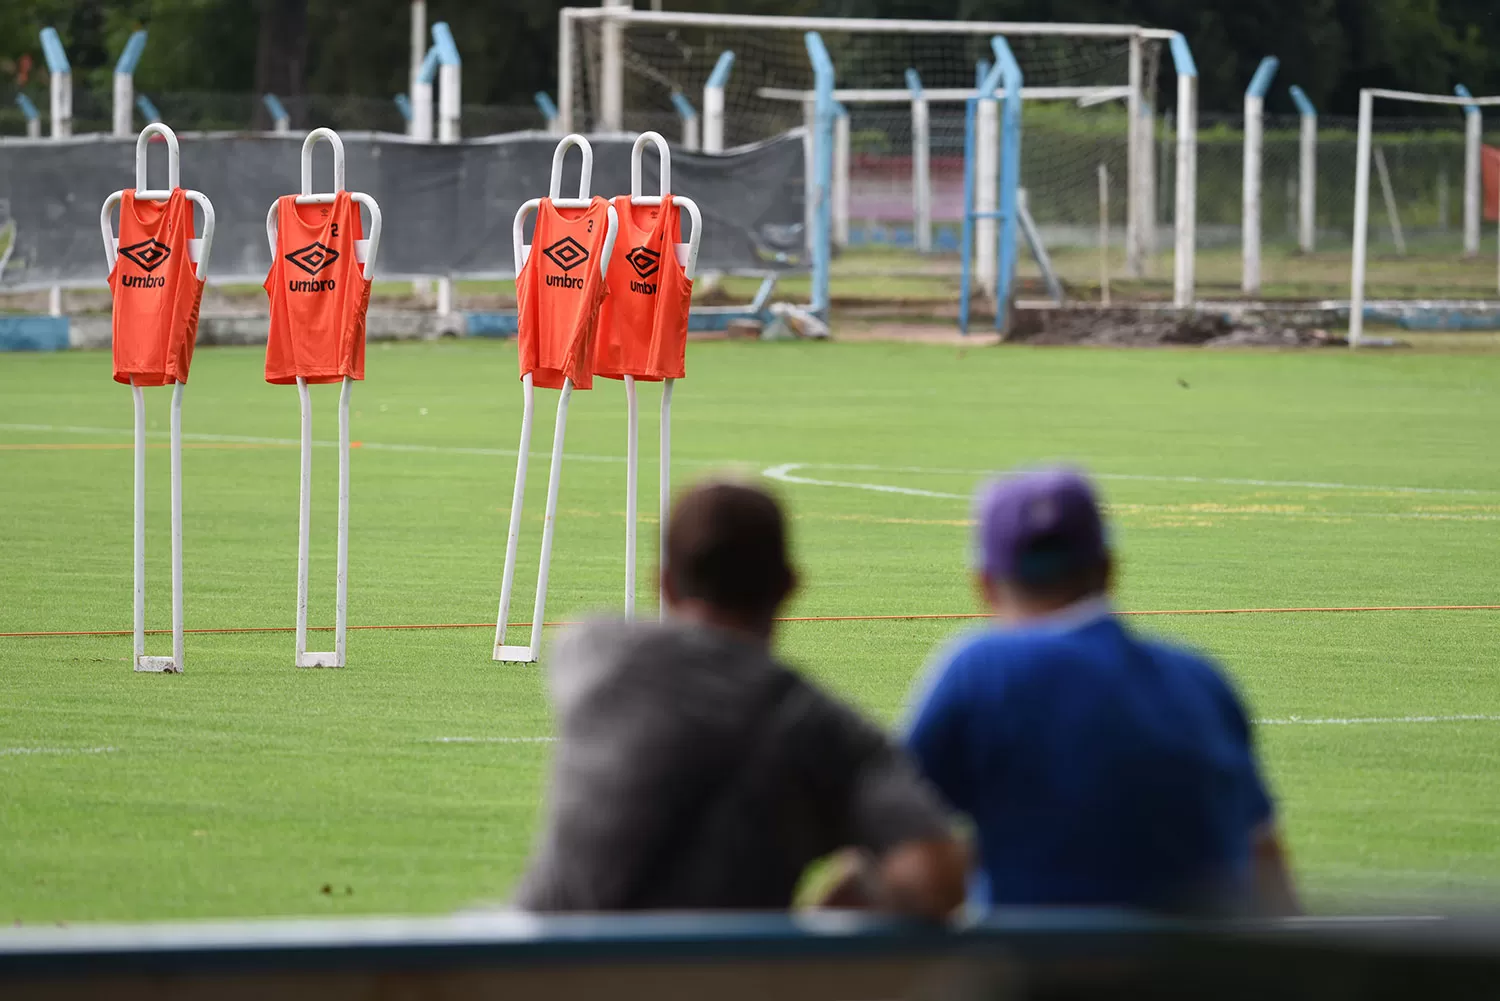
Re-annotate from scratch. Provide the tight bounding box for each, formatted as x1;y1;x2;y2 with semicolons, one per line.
974;467;1109;583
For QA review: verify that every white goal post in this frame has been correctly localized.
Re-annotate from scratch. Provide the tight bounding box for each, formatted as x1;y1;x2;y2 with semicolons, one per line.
1350;88;1500;347
558;7;1200;306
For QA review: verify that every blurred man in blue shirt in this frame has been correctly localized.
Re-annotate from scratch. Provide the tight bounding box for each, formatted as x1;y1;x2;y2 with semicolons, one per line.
903;468;1297;915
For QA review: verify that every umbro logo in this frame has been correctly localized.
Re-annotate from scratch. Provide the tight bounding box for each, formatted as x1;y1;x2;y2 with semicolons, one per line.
120;239;171;273
543;236;589;272
285;241;340;276
624;245;660;279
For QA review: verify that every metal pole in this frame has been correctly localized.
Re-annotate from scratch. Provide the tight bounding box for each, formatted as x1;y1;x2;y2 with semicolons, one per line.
832;103;850;248
958;97;978;334
703;51;734;153
1098;163;1111;305
659;379;673;621
527;382;575;663
1125;33;1143;277
170;383;184;671
295;377;312;664
494;375;535;656
133;381;146;667
1290;85;1317;252
600;0;628;132
805;32;835;315
1172;40;1197;308
907;69;931;253
433;22;461;143
1243;95;1263;292
1458;85;1481;258
624;376;638;619
1350;89;1374;348
1242;56;1279;295
558;10;575;134
993;36;1023;331
1373;146;1406;256
335;377;351;667
410;0;426;137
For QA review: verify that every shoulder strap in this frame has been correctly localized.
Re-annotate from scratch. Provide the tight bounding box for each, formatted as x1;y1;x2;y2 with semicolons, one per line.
617;669;801;909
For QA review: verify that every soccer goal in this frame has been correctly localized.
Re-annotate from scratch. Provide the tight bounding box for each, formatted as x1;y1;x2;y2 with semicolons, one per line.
1350;88;1500;346
558;7;1192;309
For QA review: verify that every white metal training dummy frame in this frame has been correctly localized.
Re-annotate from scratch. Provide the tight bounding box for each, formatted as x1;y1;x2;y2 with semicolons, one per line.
264;128;383;667
100;124;216;674
494;134;620;663
620;131;702;620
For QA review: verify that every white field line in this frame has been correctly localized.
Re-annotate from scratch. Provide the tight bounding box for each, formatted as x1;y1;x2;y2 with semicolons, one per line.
424;736;556;744
4;423;1496;497
1256;714;1500;726
763;463;966;500
427;715;1500;746
761;464;1500;520
0;746;118;756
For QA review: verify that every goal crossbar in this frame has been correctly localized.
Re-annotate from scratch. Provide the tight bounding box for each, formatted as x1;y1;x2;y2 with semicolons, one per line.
563;7;1148;38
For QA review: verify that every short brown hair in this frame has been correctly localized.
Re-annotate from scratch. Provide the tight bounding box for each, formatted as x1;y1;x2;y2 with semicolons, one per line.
665;481;794;619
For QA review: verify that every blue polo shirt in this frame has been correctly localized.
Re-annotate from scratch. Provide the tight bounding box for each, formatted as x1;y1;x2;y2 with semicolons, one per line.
904;599;1273;913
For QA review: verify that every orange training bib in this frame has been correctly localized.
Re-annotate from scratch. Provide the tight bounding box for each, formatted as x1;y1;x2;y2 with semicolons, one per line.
109;188;205;386
594;196;692;382
264;191;371;385
515;197;612;391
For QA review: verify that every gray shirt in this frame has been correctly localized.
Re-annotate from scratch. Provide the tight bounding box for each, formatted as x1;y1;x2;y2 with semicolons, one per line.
514;619;951;912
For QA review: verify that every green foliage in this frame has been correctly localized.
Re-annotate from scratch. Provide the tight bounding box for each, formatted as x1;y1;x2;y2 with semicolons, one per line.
1;0;1497;115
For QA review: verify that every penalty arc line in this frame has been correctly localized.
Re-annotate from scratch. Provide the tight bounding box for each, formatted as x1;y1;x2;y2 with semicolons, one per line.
4;424;1496;497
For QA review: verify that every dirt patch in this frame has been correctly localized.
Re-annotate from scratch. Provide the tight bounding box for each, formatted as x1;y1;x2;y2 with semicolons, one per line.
1008;308;1352;348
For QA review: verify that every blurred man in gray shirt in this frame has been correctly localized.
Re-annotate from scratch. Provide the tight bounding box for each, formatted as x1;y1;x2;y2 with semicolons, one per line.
514;481;965;917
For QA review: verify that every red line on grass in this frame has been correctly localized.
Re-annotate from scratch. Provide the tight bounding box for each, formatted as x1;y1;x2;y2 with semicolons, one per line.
3;605;1498;639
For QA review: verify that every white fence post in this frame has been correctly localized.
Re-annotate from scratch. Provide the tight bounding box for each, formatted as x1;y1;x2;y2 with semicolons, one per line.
1141;99;1157;258
40;28;70;139
262;94;290;134
703;51;734;153
433;22;461;143
1290;84;1317;253
16;94;41;138
975;57;1001;299
832;101;850;248
1457;84;1481;258
1350;89;1374;347
409;0;426;135
535;91;561;134
672;92;699;151
1169;33;1198;309
1241;55;1279;295
413;46;436;142
1124;34;1141;276
113;30;147;138
600;0;628;131
906;68;931;253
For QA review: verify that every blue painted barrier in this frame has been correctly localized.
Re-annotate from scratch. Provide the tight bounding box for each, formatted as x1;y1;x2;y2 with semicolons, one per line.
0;316;69;351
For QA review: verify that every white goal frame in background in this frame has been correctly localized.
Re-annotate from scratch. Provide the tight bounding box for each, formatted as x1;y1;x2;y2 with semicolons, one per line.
558;7;1198;304
1350;88;1500;347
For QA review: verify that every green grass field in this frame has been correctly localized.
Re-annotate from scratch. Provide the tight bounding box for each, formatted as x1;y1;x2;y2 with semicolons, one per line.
3;338;1499;922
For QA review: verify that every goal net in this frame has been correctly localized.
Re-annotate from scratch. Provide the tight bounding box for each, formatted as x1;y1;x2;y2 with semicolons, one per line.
561;8;1164;295
1350;88;1500;345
